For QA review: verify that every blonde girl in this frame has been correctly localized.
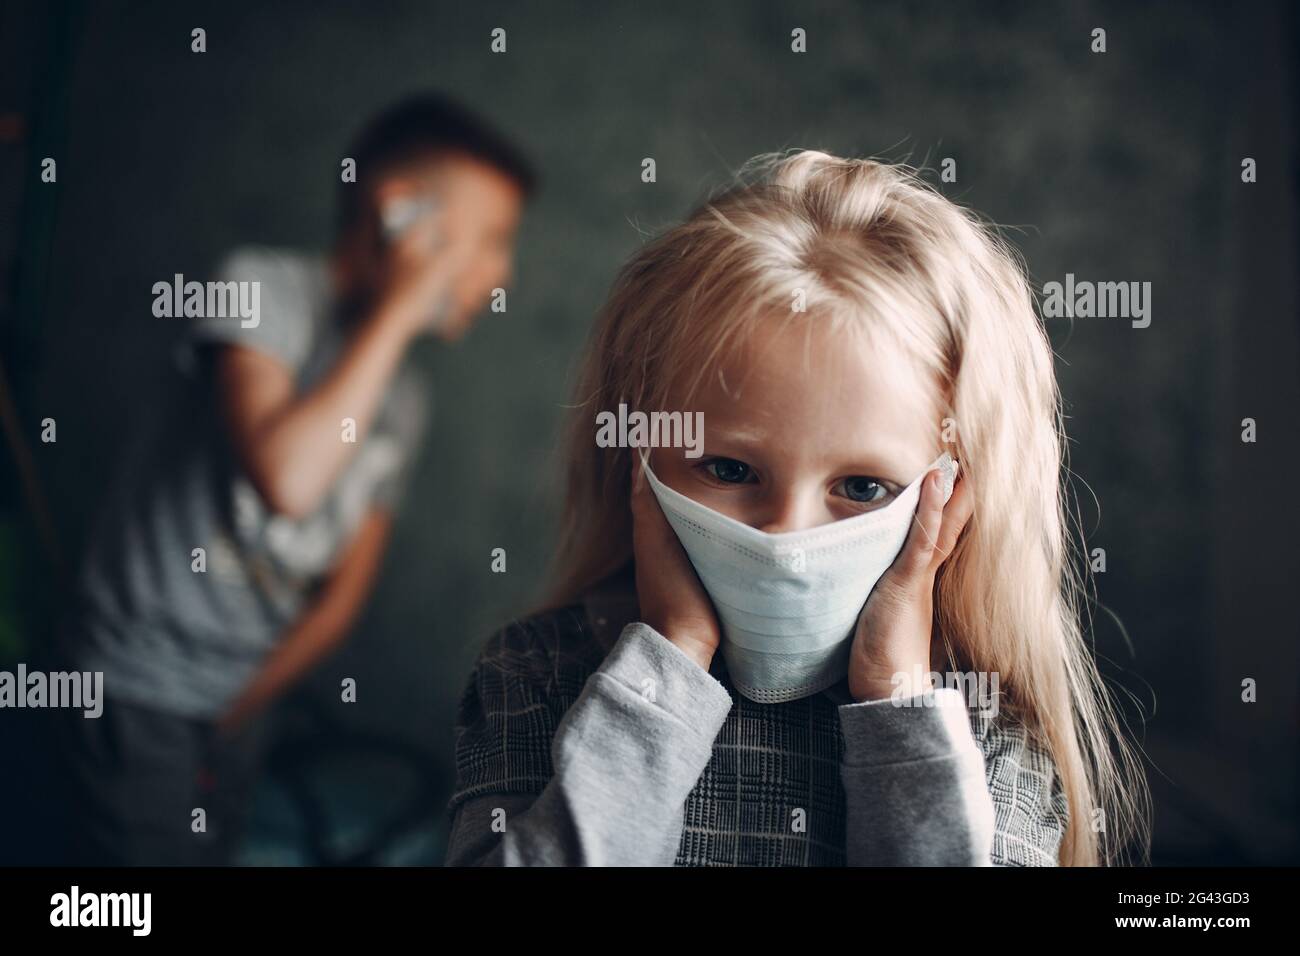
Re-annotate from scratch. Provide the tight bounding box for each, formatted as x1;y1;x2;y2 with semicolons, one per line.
446;149;1149;867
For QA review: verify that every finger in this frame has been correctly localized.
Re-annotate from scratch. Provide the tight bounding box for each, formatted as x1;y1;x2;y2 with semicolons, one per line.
889;465;950;583
629;454;680;544
629;452;656;521
932;467;974;561
629;450;646;497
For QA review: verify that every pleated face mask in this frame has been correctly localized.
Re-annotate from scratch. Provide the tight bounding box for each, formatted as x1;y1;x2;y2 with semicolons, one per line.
640;451;958;703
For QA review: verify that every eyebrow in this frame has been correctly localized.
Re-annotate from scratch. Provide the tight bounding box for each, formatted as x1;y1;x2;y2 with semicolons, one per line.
699;425;767;447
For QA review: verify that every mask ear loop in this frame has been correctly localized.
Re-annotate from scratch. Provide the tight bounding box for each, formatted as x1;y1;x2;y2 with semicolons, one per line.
634;447;653;483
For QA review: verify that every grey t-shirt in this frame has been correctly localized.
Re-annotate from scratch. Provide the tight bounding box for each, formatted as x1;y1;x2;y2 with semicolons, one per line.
65;246;430;719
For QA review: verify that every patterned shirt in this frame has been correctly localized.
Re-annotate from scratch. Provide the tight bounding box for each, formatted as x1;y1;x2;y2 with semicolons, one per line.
445;577;1069;866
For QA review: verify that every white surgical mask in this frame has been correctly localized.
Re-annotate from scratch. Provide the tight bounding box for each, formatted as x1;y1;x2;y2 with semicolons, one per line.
640;451;958;703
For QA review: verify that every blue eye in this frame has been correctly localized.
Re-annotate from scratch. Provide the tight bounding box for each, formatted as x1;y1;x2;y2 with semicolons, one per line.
706;458;751;483
839;476;885;503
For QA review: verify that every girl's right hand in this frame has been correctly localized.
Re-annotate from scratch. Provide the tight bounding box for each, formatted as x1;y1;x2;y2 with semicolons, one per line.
630;454;722;672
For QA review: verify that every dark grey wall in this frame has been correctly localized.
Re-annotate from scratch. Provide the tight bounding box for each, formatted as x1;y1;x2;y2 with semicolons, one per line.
3;0;1296;863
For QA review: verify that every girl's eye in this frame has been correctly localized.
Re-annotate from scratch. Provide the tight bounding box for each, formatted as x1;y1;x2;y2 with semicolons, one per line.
837;476;887;504
705;458;752;484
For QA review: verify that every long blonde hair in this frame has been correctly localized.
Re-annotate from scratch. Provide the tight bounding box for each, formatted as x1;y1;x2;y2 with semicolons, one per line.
544;149;1150;866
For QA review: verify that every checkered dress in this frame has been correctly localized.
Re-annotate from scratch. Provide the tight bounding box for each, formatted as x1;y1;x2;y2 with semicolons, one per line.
449;590;1069;867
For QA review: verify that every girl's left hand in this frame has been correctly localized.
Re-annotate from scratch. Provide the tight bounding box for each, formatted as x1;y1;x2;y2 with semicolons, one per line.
847;461;973;703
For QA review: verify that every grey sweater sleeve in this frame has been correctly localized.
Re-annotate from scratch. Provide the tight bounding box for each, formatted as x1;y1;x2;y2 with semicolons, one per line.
838;687;1067;866
444;622;734;866
838;687;995;865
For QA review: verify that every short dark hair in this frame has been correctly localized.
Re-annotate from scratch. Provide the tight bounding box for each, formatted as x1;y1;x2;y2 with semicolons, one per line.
337;93;537;233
